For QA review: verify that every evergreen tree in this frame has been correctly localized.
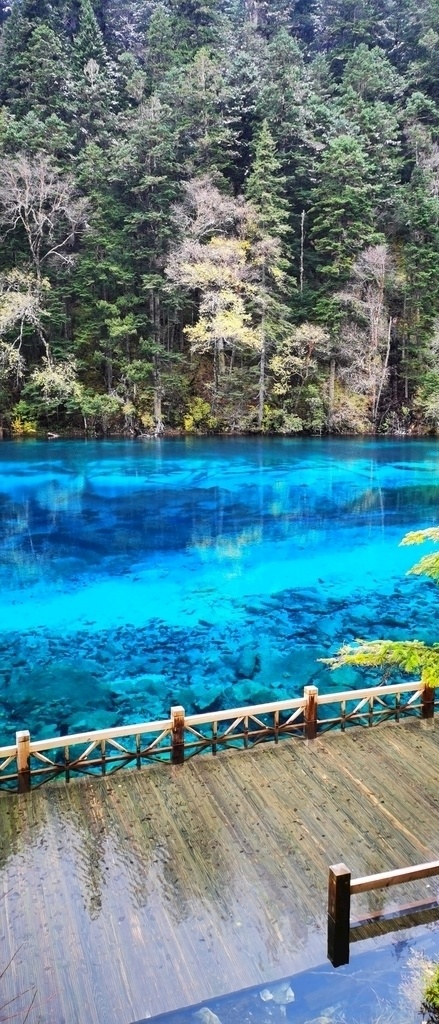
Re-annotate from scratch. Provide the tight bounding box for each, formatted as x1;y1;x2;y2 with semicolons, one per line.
0;0;67;117
312;0;380;64
245;119;290;238
395;172;439;407
70;0;118;146
310;135;382;281
245;120;294;427
145;4;183;91
0;0;439;434
159;49;238;178
72;0;109;68
168;0;223;52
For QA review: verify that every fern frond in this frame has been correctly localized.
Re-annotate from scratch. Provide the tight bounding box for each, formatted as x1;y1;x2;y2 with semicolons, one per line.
400;528;439;547
320;639;439;685
407;552;439;581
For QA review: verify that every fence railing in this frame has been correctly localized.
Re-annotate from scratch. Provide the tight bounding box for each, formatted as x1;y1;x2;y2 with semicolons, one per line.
327;859;439;966
0;678;435;793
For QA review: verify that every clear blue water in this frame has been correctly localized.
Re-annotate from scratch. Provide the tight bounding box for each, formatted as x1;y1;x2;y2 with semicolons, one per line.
131;923;439;1024
1;436;439;746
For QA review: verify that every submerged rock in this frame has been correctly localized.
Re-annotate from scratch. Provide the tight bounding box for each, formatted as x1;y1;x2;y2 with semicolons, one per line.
235;646;260;679
193;1008;222;1024
260;981;295;1006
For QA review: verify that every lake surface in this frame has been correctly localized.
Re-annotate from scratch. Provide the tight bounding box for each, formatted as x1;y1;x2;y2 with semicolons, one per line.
1;436;439;746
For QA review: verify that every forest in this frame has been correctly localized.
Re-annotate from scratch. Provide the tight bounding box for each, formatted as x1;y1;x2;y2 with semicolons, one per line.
0;0;439;437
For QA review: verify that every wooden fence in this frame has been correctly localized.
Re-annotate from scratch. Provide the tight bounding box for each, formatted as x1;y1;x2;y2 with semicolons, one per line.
327;859;439;966
0;678;435;793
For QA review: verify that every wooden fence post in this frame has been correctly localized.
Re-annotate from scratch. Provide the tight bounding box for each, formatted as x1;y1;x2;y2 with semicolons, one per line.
304;685;318;740
16;730;31;794
171;706;185;765
422;682;435;721
327;863;351;967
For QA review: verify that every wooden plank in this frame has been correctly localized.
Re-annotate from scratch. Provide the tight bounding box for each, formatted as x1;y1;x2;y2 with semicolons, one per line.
351;860;439;893
2;719;439;1023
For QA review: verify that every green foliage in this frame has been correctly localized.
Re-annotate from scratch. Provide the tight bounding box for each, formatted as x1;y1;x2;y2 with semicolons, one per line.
262;405;303;433
1;0;439;434
310;136;383;280
423;964;439;1020
398;527;439;581
321;638;439;687
246;120;290;239
80;392;124;434
421;962;439;1019
342;44;403;100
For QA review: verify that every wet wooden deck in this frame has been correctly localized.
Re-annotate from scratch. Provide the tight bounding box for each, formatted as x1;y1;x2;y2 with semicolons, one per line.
2;719;439;1024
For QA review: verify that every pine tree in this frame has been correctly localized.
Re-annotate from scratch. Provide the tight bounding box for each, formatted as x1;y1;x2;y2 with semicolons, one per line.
145;4;183;91
310;135;382;281
159;50;238;178
396;172;439;406
70;0;118;146
241;0;294;36
0;0;67;118
246;120;290;238
245;120;294;427
168;0;223;52
72;0;109;69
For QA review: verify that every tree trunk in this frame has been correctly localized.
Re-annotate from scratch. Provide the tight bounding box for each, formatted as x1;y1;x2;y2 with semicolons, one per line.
153;356;163;435
328;357;336;431
258;337;265;429
150;290;164;433
246;0;259;27
258;264;266;430
374;318;392;427
300;210;305;296
217;337;226;376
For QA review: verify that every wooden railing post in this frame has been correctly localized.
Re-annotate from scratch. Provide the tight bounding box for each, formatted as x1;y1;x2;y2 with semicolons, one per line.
327;863;351;967
171;706;185;765
16;730;31;794
422;682;435;721
304;685;318;740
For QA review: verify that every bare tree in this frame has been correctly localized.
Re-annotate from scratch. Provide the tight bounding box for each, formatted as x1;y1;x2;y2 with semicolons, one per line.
0;153;87;359
0;270;45;393
171;175;246;243
337;244;394;426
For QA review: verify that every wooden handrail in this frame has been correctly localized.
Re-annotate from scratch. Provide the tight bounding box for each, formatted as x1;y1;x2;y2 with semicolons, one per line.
18;697;306;755
316;681;421;704
351;860;439;893
0;678;433;793
328;858;439;967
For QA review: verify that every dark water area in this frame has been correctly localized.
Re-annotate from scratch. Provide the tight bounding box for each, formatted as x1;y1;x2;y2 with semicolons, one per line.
132;925;439;1024
1;436;439;745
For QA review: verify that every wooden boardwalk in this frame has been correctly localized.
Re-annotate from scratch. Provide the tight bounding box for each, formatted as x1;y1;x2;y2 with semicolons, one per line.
2;719;439;1024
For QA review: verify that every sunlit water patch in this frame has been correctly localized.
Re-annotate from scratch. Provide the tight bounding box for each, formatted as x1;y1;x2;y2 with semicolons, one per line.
1;437;439;744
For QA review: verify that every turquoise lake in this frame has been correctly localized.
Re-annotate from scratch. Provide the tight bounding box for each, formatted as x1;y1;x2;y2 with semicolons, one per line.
1;436;439;747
